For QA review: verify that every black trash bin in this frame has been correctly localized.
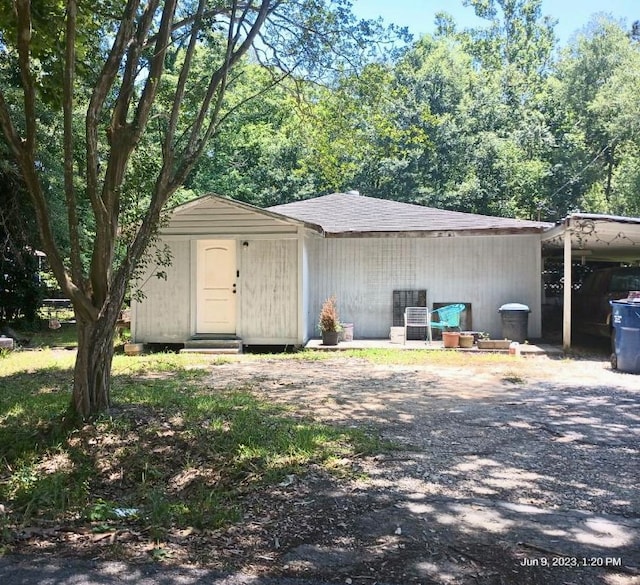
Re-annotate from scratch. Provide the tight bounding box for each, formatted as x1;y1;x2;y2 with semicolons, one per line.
499;303;530;343
611;296;640;374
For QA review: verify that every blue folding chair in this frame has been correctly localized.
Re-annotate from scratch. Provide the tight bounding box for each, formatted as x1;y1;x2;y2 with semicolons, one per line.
428;304;466;343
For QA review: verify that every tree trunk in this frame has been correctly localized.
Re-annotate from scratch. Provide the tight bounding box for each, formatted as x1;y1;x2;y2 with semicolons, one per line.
605;144;615;203
71;314;117;420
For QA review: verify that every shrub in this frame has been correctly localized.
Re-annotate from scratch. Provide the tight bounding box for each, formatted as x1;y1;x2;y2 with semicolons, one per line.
318;296;341;332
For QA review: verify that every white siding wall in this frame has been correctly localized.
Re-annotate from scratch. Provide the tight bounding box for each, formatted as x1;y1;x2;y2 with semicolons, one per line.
132;239;191;342
306;234;543;340
133;237;300;344
133;197;304;344
239;239;298;343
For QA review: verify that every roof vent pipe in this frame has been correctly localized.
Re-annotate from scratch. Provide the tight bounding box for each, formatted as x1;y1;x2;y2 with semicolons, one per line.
346;190;360;195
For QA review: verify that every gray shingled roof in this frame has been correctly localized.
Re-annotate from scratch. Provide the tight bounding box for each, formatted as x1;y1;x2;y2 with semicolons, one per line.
268;192;551;234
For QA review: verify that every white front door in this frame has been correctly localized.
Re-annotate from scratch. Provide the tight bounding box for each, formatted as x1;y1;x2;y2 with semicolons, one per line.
196;240;237;334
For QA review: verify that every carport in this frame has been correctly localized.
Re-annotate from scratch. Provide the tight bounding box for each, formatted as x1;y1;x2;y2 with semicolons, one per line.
541;213;640;348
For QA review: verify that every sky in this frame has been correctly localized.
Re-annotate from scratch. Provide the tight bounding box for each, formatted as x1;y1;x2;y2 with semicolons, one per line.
350;0;639;46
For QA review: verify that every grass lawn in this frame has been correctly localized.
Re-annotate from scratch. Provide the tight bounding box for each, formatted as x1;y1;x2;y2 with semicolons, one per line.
0;335;552;562
8;321;79;349
0;350;384;554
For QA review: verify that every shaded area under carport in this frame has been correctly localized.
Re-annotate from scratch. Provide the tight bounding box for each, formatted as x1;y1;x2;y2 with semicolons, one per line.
542;213;640;349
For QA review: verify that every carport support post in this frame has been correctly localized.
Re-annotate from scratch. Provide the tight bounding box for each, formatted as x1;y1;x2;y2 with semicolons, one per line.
563;225;572;349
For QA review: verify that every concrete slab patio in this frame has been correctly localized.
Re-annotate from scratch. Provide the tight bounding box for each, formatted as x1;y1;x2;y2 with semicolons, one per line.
304;338;564;355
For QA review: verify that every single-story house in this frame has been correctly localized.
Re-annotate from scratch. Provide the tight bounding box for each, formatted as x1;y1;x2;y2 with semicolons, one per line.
131;191;552;347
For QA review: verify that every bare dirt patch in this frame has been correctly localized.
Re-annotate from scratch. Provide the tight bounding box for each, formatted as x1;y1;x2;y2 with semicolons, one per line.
202;354;640;585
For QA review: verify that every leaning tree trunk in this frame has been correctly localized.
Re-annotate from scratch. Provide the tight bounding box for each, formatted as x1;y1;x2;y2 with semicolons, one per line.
72;312;118;420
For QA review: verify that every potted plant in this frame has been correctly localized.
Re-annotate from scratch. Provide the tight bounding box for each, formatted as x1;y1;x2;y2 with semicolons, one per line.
476;331;512;349
318;296;341;345
459;331;475;348
441;325;460;348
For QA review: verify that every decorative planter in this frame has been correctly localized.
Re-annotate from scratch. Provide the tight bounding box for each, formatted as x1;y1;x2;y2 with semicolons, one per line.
442;331;460;348
124;342;145;356
477;339;511;350
459;334;474;348
339;323;354;342
321;330;340;346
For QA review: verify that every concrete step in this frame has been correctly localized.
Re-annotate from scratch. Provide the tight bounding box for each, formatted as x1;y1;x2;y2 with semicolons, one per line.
180;347;242;355
181;337;243;354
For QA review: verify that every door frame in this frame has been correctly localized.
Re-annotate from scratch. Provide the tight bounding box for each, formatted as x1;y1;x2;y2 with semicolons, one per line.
191;239;238;336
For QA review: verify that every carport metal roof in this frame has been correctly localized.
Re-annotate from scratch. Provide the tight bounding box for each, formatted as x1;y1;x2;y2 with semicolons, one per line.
541;213;640;348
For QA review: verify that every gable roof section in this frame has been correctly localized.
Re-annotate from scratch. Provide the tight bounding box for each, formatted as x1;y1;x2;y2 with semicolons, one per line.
268;192;551;236
162;194;320;237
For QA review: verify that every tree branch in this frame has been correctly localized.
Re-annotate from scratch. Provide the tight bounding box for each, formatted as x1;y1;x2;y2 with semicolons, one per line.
1;1;97;320
171;67;295;190
14;0;37;153
90;0;177;307
115;2;280;293
163;0;208;167
131;0;179;143
86;0;141;227
63;0;85;288
111;0;161;147
184;0;275;159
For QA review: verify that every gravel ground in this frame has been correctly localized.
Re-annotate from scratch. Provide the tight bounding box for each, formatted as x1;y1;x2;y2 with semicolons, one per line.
2;353;639;585
204;353;640;584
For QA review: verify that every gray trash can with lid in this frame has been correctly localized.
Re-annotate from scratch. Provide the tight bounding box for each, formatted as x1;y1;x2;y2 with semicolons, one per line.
499;303;530;343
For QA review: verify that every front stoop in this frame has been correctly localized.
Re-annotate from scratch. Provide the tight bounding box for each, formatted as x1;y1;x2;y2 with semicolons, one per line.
180;336;243;355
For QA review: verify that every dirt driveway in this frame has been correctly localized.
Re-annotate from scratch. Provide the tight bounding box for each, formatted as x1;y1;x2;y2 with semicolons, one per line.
207;353;640;585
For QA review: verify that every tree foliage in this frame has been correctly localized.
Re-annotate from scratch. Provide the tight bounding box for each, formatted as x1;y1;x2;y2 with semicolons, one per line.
0;0;394;419
1;0;639;419
198;6;639;220
0;151;44;323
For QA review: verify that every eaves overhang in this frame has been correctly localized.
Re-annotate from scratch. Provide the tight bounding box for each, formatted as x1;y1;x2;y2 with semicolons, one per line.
323;226;548;238
541;213;640;262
